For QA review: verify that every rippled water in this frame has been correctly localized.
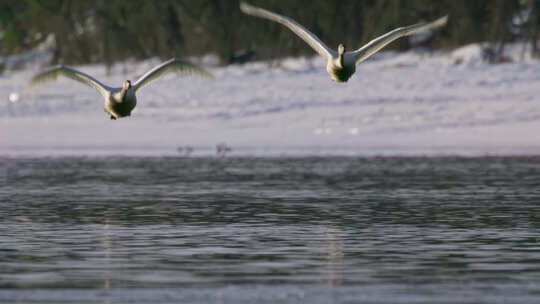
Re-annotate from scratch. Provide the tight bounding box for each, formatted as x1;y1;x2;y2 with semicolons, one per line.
1;156;540;303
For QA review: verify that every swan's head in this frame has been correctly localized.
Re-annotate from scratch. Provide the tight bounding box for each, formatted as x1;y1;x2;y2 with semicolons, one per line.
338;44;346;56
123;80;132;90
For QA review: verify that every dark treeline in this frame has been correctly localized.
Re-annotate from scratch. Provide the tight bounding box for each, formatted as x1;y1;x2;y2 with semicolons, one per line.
1;0;539;66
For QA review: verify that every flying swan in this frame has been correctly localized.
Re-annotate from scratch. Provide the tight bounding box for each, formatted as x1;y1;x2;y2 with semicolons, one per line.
240;2;448;82
30;58;212;120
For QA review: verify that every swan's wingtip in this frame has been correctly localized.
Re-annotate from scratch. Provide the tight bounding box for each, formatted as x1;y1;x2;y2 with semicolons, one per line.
28;79;39;88
239;2;254;13
204;71;215;79
28;72;51;88
28;65;69;87
437;15;449;26
164;58;181;65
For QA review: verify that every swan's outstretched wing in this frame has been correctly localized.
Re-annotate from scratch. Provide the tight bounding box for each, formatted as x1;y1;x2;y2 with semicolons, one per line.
132;58;212;92
350;15;448;64
30;65;111;98
240;2;336;60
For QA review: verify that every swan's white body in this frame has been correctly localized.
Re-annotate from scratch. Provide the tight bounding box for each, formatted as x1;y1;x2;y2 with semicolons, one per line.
240;2;448;82
31;58;212;120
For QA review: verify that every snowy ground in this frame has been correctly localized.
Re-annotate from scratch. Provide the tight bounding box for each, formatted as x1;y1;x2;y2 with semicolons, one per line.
1;44;539;156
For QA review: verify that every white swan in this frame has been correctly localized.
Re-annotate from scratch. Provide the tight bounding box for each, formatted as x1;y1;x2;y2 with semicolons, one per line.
240;2;448;83
30;58;212;120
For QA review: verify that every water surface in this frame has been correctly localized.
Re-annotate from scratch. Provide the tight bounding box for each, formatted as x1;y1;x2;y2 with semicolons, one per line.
1;156;540;303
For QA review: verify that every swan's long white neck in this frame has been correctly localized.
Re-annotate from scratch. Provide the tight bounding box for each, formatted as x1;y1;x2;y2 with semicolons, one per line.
337;44;345;68
119;87;128;100
116;80;131;102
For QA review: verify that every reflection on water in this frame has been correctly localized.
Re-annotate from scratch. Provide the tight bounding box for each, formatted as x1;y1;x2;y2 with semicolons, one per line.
1;156;540;303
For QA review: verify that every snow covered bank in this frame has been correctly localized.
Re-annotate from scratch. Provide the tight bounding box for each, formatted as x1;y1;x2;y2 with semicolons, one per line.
1;44;539;156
